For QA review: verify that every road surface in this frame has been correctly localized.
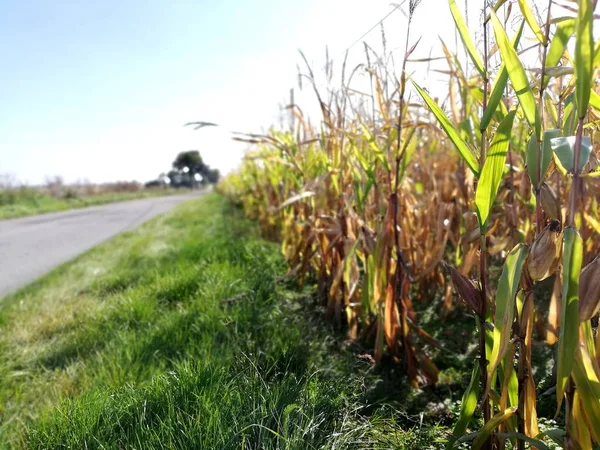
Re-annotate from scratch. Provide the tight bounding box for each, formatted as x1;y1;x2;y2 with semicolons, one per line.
0;189;207;299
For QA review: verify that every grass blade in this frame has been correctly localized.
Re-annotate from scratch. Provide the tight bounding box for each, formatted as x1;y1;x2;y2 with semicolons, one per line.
448;0;486;78
412;79;479;176
490;10;540;137
575;0;594;119
556;226;583;410
476;111;515;228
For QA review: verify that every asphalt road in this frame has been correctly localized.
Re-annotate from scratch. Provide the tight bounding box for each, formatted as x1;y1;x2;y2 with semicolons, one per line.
0;189;207;299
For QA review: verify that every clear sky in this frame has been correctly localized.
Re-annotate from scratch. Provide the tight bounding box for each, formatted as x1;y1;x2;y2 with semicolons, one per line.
0;0;550;185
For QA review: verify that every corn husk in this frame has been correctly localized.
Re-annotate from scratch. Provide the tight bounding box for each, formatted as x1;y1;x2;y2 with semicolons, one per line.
527;219;562;282
540;182;561;221
444;262;482;317
462;211;481;245
579;254;600;322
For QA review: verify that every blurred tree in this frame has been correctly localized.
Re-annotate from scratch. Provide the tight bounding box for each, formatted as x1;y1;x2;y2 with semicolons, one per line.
172;151;206;175
169;151;219;187
205;168;220;184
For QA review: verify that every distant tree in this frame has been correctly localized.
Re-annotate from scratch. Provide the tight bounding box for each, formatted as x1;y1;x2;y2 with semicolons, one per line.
167;169;185;188
168;151;219;188
172;151;206;175
205;168;220;184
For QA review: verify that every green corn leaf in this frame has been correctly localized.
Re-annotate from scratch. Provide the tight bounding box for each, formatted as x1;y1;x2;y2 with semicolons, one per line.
581;320;596;358
360;124;390;171
412;79;479;176
575;0;594;119
470;110;483;144
449;0;486;78
517;0;545;44
490;10;540;138
472;407;518;450
459;118;476;145
484;0;510;24
496;433;552;450
544;93;559;127
446;362;480;449
545;18;576;87
536;429;566;448
501;348;519;408
551;135;592;174
589;90;600;112
490;0;509;13
476;111;515;228
556;226;583;410
562;94;577;136
541;130;560;180
486;243;528;388
526;129;559;188
481;21;525;131
572;344;600;433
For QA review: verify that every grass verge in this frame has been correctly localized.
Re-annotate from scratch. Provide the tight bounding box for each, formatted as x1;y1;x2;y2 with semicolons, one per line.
0;188;190;220
0;193;466;449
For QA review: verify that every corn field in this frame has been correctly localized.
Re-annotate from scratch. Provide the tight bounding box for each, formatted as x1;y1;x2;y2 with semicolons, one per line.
218;1;600;448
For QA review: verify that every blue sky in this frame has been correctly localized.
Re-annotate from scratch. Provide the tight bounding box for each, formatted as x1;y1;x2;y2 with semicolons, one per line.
0;1;548;185
1;1;314;183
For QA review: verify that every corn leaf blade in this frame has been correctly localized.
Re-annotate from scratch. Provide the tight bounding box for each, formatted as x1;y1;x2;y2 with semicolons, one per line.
526;129;560;188
476;111;515;228
575;0;594;118
551;136;592;174
486;243;528;387
446;362;480;449
517;0;545;44
481;21;524;131
572;344;600;434
490;10;540;137
495;433;552;450
557;226;583;409
589;88;600;113
545;18;576;84
472;407;518;450
449;0;486;78
412;79;479;176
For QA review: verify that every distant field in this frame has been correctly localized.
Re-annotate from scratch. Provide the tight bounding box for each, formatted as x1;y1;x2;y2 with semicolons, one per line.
0;184;189;220
0;193;457;449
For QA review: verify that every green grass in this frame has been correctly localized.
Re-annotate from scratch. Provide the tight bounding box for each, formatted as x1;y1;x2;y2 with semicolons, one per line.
0;187;189;220
0;193;464;449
